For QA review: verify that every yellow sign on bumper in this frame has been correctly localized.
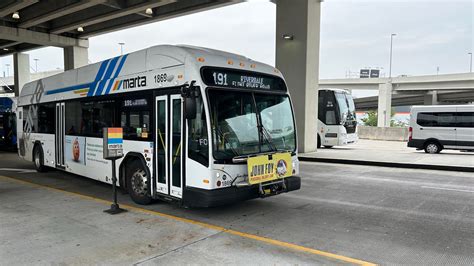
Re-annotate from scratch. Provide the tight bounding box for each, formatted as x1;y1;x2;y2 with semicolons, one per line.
247;153;293;185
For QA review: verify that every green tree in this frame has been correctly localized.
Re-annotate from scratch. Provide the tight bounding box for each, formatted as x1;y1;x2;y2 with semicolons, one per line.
361;108;406;127
361;110;378;126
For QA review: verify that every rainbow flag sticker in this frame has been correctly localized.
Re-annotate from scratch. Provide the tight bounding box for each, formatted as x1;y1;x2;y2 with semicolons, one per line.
107;128;123;148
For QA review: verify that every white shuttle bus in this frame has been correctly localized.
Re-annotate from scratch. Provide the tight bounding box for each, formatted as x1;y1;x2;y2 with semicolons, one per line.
317;89;358;148
17;45;301;207
408;105;474;153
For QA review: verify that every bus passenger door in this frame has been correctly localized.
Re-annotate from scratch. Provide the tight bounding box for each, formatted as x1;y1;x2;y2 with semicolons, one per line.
155;94;183;199
55;102;65;168
169;95;183;198
155;96;168;194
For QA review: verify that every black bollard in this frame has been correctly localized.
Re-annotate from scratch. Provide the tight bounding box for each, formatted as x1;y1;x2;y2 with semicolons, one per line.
104;159;127;214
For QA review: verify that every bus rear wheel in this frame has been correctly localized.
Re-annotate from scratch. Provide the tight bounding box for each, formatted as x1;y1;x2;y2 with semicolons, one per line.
33;146;47;172
323;145;333;149
126;161;152;205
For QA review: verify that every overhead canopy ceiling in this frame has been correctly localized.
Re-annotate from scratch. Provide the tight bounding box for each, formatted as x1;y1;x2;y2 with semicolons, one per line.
0;0;242;56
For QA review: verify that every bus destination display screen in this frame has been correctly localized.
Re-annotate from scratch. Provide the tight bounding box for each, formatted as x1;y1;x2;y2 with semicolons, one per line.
202;68;286;91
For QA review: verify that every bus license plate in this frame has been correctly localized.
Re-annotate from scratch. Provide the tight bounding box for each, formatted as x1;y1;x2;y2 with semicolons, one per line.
247;153;292;185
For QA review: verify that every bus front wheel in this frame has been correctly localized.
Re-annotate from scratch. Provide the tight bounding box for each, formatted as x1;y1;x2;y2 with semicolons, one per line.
323;145;333;149
33;146;47;172
126;160;152;205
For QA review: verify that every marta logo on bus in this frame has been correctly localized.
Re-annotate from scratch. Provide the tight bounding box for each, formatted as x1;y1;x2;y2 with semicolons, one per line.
123;76;147;89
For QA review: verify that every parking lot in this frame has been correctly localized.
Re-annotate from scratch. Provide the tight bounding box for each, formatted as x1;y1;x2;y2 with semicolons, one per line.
1;151;474;265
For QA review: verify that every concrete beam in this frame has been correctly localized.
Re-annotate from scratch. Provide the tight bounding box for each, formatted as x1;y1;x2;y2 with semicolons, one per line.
377;83;392;127
276;0;320;153
0;25;88;48
79;0;243;37
18;0;106;29
13;52;30;97
0;0;38;18
50;0;176;34
101;0;153;18
64;46;89;71
0;41;21;50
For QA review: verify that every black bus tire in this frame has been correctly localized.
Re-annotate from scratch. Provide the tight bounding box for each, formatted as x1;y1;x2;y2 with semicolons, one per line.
33;146;47;172
126;160;152;205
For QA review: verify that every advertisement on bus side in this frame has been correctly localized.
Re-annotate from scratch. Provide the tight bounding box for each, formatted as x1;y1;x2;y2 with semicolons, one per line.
65;136;86;165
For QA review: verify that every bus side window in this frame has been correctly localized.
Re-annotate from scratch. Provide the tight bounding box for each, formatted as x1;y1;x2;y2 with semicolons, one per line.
188;96;209;167
121;110;151;141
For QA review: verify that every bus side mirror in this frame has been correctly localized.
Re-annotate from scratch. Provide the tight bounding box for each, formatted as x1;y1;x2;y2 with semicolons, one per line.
182;81;198;120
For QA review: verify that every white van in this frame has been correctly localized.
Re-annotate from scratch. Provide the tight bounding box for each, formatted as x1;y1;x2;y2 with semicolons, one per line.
408;105;474;153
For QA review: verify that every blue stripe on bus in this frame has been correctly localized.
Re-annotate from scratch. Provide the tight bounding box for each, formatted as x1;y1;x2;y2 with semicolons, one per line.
95;56;119;96
88;59;110;97
107;138;123;144
104;55;128;95
46;83;91;95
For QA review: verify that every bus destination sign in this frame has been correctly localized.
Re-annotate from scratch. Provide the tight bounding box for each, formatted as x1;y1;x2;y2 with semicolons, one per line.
202;68;286;91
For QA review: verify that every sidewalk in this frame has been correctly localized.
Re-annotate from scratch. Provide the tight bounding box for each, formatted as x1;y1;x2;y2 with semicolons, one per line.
299;139;474;172
0;176;345;265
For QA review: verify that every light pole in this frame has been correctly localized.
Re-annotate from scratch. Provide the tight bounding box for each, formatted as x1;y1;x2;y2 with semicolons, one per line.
118;42;125;56
469;52;473;72
389;33;396;78
34;58;39;73
5;64;10;76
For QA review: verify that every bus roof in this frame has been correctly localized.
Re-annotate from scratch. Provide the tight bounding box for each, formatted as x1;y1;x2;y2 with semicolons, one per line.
19;45;282;106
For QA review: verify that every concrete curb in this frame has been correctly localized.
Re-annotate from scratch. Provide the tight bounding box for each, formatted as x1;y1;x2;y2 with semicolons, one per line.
298;156;474;173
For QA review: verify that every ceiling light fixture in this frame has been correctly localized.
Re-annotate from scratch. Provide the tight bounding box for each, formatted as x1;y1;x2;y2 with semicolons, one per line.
3;48;9;51
77;26;84;32
12;12;20;19
145;8;153;15
282;34;294;40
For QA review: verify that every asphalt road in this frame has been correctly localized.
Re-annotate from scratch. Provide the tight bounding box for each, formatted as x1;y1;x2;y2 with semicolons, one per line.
1;150;473;264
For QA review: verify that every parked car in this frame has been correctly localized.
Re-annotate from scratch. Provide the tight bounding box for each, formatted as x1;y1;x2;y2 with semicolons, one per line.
408;105;474;154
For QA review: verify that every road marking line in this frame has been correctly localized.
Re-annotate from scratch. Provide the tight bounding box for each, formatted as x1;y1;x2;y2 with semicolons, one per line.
421;186;474;193
0;175;376;266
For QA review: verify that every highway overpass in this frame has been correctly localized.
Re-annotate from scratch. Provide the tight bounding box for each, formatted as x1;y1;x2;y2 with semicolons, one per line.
320;73;474;126
354;90;474;111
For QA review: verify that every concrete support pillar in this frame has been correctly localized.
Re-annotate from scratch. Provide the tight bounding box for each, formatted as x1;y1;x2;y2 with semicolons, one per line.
63;46;88;70
423;91;438;105
276;0;321;153
13;52;30;97
377;83;393;127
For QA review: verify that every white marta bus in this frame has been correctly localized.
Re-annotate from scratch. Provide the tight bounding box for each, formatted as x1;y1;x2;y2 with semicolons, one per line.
408;105;474;153
317;89;358;148
17;45;301;207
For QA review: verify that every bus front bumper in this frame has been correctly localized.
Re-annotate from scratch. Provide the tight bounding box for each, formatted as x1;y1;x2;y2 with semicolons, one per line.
183;176;301;208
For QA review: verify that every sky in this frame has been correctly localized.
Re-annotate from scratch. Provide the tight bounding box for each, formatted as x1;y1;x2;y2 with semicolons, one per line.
0;0;472;85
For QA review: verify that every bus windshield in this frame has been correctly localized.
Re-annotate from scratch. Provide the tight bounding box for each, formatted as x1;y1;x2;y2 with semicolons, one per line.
335;92;356;122
208;89;296;160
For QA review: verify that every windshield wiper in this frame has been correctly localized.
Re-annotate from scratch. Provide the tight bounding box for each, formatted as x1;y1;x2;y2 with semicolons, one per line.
259;125;277;152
